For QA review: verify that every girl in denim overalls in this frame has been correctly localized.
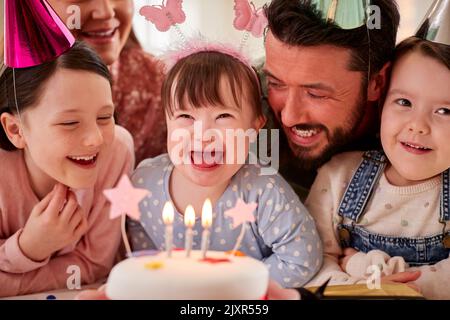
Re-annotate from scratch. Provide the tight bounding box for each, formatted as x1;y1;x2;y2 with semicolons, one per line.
304;37;450;299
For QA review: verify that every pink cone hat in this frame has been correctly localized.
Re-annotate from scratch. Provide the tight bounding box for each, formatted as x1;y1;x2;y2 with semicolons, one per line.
4;0;75;68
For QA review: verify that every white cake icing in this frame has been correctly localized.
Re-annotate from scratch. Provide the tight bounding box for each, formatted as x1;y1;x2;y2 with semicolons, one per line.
106;250;269;300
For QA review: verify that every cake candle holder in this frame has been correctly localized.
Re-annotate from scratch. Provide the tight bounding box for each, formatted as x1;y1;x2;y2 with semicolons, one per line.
200;198;213;259
162;201;175;258
184;205;196;258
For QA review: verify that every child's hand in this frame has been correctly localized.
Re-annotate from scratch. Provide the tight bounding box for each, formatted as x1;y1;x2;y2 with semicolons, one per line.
75;285;109;300
339;248;359;271
381;271;422;293
19;183;88;262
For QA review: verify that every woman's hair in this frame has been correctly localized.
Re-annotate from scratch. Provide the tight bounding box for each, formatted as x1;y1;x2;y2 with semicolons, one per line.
0;41;111;151
394;36;450;70
161;51;262;118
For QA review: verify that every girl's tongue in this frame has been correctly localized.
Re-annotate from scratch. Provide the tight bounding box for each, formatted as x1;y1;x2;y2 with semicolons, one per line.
191;151;224;169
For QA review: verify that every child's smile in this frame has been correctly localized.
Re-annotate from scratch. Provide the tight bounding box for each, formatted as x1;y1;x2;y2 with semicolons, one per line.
399;141;432;155
190;150;225;170
66;153;99;169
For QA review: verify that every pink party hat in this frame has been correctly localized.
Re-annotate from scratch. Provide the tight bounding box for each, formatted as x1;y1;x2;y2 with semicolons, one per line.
4;0;75;68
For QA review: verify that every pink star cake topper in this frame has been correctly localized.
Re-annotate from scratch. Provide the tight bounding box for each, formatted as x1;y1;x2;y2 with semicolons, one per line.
224;198;257;229
103;175;150;221
225;198;258;256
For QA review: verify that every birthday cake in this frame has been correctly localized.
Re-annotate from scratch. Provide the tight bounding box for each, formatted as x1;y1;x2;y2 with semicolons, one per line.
106;250;269;300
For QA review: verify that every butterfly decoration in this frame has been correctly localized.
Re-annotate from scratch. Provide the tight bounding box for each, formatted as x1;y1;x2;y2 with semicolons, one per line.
139;0;186;32
233;0;268;38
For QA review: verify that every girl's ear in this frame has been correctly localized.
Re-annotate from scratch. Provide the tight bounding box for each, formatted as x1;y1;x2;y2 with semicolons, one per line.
367;62;391;102
254;114;267;131
0;113;26;149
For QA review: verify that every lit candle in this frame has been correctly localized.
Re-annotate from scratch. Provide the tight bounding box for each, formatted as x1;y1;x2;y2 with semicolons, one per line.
184;205;196;257
201;199;213;259
162;202;174;258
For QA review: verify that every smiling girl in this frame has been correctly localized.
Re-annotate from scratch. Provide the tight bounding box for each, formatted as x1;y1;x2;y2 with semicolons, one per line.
48;0;167;163
0;41;134;297
305;37;450;299
127;44;322;288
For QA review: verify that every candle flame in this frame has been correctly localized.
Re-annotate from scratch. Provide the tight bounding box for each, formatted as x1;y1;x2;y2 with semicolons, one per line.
184;205;196;227
162;201;174;224
202;198;213;228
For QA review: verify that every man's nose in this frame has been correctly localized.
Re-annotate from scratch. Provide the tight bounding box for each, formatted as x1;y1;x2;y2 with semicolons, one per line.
281;88;312;127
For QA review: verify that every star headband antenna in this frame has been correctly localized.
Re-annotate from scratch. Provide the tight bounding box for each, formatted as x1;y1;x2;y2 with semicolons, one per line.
139;0;187;42
233;0;268;51
139;0;262;83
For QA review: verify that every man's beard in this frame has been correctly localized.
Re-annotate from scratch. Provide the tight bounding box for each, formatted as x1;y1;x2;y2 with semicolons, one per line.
286;88;367;171
287;127;356;171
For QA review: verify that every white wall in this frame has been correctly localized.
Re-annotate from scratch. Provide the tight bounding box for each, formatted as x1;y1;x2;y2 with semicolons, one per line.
396;0;434;42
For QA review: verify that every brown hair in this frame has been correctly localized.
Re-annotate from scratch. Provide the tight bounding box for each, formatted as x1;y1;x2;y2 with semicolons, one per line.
0;41;111;151
378;37;449;113
394;37;450;70
161;51;262;118
264;0;400;82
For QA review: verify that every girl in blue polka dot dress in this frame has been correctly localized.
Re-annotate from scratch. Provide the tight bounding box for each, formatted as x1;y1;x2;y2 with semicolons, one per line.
127;43;323;288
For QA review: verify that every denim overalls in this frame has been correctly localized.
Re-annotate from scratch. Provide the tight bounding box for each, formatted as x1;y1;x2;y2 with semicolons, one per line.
337;150;450;266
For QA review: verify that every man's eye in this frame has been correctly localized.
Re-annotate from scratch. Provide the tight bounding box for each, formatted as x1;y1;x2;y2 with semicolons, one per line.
217;113;233;120
308;91;327;99
395;98;412;107
436;107;450;116
267;81;284;89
